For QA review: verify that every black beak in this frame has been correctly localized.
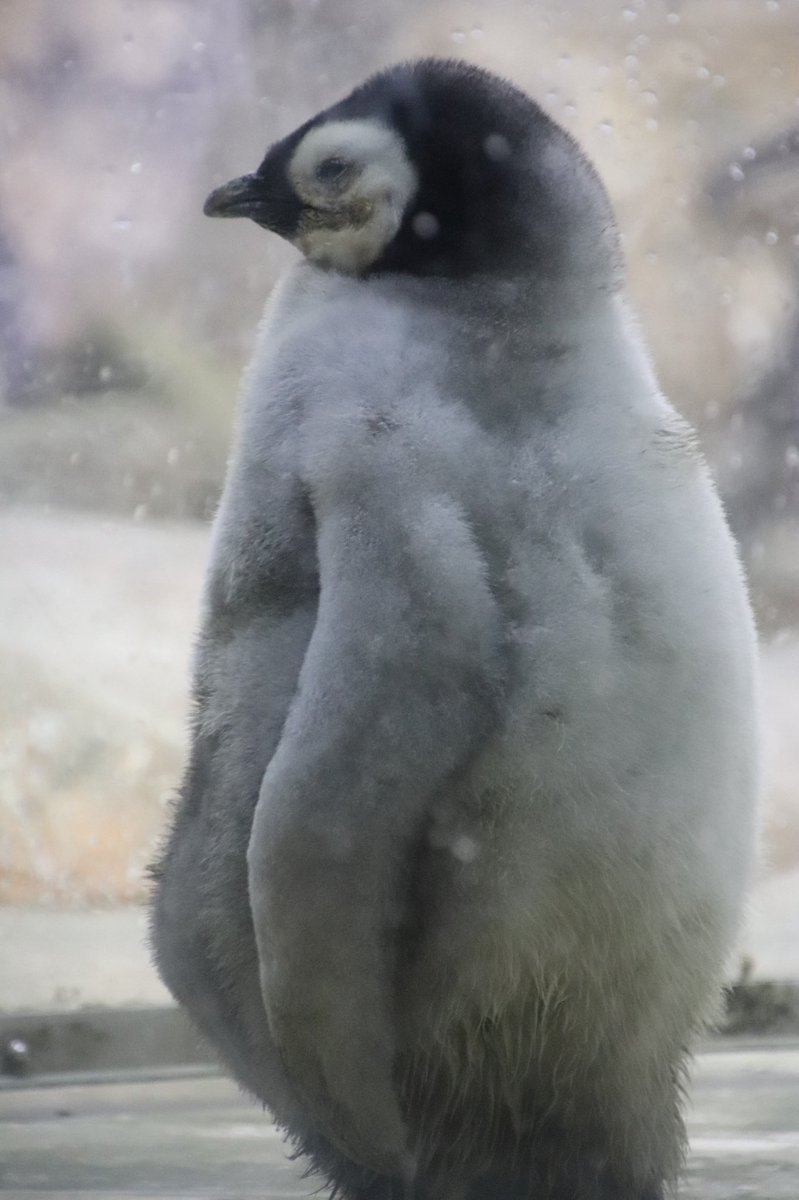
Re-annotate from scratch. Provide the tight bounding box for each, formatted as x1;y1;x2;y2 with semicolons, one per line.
203;171;303;237
204;173;264;218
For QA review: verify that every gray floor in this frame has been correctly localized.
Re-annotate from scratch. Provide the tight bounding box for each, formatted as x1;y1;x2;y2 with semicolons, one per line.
1;1041;798;1198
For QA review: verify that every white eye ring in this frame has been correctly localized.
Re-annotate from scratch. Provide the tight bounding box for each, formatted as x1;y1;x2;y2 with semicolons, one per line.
315;157;351;183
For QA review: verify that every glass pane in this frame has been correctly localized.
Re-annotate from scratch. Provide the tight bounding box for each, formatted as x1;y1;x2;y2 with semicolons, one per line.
1;0;795;1037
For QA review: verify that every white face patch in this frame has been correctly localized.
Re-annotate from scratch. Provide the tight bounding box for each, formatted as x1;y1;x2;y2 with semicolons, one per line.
288;119;418;273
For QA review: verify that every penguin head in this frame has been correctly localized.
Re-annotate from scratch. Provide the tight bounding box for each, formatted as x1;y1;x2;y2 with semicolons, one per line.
206;116;418;276
204;59;620;282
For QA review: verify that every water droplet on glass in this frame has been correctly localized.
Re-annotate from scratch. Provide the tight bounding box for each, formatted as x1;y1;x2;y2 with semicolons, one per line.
785;446;799;468
470;26;483;39
666;10;680;23
641;90;659;107
450;834;479;864
112;217;132;232
130;162;142;175
742;145;756;161
765;230;779;245
645;117;659;132
3;1039;31;1077
28;711;64;753
598;120;615;135
483;133;511;162
697;66;710;80
167;447;180;467
766;0;779;11
451;29;466;43
728;163;745;182
621;8;638;22
133;504;148;522
713;74;726;88
412;211;439;240
99;365;112;383
193;40;206;52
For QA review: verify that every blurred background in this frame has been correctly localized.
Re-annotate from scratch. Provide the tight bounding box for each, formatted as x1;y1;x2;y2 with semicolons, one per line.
1;0;797;1013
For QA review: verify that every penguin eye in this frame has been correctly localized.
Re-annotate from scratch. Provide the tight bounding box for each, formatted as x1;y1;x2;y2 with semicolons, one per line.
315;157;351;183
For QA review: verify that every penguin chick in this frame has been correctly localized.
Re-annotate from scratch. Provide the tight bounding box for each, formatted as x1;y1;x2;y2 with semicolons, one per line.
151;58;760;1200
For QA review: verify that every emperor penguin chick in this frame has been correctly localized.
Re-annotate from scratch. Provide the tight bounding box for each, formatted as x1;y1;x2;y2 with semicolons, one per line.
150;59;760;1200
